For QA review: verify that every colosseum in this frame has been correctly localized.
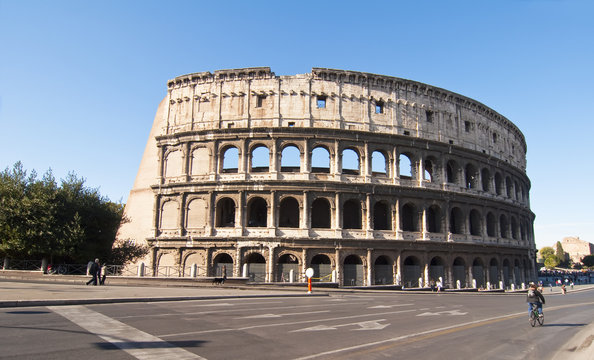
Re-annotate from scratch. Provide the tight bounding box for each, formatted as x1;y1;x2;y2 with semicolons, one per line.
117;67;536;289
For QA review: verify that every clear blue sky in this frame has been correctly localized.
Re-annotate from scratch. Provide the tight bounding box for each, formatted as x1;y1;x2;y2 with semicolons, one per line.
1;0;593;250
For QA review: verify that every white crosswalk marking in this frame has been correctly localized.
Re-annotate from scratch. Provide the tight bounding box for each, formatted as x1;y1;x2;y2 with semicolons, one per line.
50;305;206;360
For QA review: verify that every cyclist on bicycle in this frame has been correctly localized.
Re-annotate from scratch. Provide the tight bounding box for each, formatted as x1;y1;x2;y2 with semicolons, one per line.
527;283;545;317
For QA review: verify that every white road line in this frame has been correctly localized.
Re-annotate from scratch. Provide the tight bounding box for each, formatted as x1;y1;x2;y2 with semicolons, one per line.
237;310;330;319
50;305;206;360
159;309;416;338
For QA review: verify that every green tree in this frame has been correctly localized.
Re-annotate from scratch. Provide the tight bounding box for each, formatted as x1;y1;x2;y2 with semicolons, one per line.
582;255;594;267
544;256;560;269
539;247;555;260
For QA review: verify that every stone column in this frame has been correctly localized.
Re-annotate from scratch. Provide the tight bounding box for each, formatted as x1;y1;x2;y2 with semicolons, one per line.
335;193;341;230
270;191;276;231
302;191;309;229
303;140;310;174
237;191;245;233
267;246;275;283
365;193;372;237
334;248;341;286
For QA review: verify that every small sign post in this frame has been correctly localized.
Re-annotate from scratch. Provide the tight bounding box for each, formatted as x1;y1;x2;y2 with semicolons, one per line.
305;267;314;294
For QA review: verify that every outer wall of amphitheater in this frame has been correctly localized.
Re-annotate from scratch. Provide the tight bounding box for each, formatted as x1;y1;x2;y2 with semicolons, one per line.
116;67;537;289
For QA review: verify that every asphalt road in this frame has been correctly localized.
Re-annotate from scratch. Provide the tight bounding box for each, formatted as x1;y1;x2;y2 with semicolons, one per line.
1;288;593;359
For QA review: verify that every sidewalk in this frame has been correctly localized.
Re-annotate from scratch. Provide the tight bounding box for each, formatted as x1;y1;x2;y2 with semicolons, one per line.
0;279;325;308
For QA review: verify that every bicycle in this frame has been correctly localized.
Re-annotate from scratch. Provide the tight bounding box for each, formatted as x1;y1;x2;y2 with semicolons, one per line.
529;303;544;327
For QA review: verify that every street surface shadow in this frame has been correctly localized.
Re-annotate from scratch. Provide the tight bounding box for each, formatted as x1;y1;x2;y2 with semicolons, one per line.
5;310;51;314
542;323;587;327
95;340;207;350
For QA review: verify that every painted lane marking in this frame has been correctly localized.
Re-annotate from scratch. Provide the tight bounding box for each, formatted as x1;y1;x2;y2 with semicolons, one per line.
417;309;468;316
292;320;389;332
368;303;414;309
238;310;330;319
159;309;416;338
49;305;205;360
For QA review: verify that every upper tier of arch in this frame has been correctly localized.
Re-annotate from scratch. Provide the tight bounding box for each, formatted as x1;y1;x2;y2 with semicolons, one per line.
163;67;527;171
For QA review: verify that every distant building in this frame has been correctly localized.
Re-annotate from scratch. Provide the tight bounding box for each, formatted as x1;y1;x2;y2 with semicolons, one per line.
561;237;594;263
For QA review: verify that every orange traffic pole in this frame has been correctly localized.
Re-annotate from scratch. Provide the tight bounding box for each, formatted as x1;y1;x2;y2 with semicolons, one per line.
308;277;312;294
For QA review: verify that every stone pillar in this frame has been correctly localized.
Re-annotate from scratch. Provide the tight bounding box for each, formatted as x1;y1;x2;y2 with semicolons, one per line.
422;207;428;240
366;248;373;286
365;193;372;237
270;191;276;230
303;140;310;174
335;248;341;286
395;252;402;286
335;193;341;230
237;191;245;233
267;246;275;283
302;191;309;229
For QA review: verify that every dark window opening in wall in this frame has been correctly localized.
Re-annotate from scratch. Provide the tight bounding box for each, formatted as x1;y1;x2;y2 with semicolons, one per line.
427;205;441;233
481;168;491;192
464;121;471;132
492;132;497;143
446;161;458;184
288;122;295;127
279;197;299;228
216;198;235;227
371;151;387;175
469;210;482;236
317;95;327;108
399;154;413;179
342;199;361;229
256;94;266;108
500;215;509;238
222;147;239;173
375;101;384;114
373;201;390;230
449;140;454;145
311;198;331;228
515;181;521;200
342;148;360;175
506;177;513;198
250;145;270;172
245;252;266;281
450;207;464;234
247;197;267;227
277;254;299;282
487;212;496;237
426;110;433;123
311;146;331;173
281;145;301;172
310;254;331;282
213;253;233;277
227;123;234;128
403;130;410;136
401;203;417;232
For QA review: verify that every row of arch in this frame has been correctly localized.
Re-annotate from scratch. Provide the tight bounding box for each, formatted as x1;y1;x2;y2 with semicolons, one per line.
162;141;530;204
160;194;533;242
158;250;533;288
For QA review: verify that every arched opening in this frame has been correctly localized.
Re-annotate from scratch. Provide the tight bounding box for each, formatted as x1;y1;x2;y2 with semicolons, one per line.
342;148;360;175
424;158;435;182
511;217;519;240
514;259;522;286
426;205;441;233
401;203;418;232
222;146;239;173
245;253;266;282
250;145;269;172
213;253;233;277
371;151;387;175
489;258;499;287
495;173;503;195
486;212;496;237
373;201;390;230
481;168;491;192
506;177;514;198
403;256;422;288
500;215;509;238
429;257;445;285
446;160;459;184
374;256;393;285
503;259;511;287
277;253;299;282
247;197;267;227
310;254;332;282
465;164;478;189
215;198;235;227
469;209;482;236
399;154;413;179
160;201;178;230
164;150;182;178
279;197;299;228
311;198;331;228
186;198;207;229
343;199;361;229
472;258;485;288
190;147;209;176
453;257;466;288
311;146;330;173
280;145;301;172
449;207;464;234
343;255;364;286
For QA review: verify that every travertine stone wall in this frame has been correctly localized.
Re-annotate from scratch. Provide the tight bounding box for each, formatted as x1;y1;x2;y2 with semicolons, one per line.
117;67;536;288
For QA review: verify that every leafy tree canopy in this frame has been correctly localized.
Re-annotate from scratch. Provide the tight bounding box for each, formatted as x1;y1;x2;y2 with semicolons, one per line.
539;247;555;259
582;255;594;268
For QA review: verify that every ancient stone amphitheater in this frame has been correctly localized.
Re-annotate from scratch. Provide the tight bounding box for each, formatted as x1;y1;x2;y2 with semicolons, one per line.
117;67;536;289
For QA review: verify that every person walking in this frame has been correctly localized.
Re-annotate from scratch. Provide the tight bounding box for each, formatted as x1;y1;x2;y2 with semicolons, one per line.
86;258;100;286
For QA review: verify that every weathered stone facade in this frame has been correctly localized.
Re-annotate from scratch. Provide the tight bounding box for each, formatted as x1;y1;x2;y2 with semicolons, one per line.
117;67;536;288
561;237;594;263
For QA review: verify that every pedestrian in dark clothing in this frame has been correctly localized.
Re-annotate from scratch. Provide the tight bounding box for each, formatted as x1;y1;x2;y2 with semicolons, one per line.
86;258;100;286
526;283;545;317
